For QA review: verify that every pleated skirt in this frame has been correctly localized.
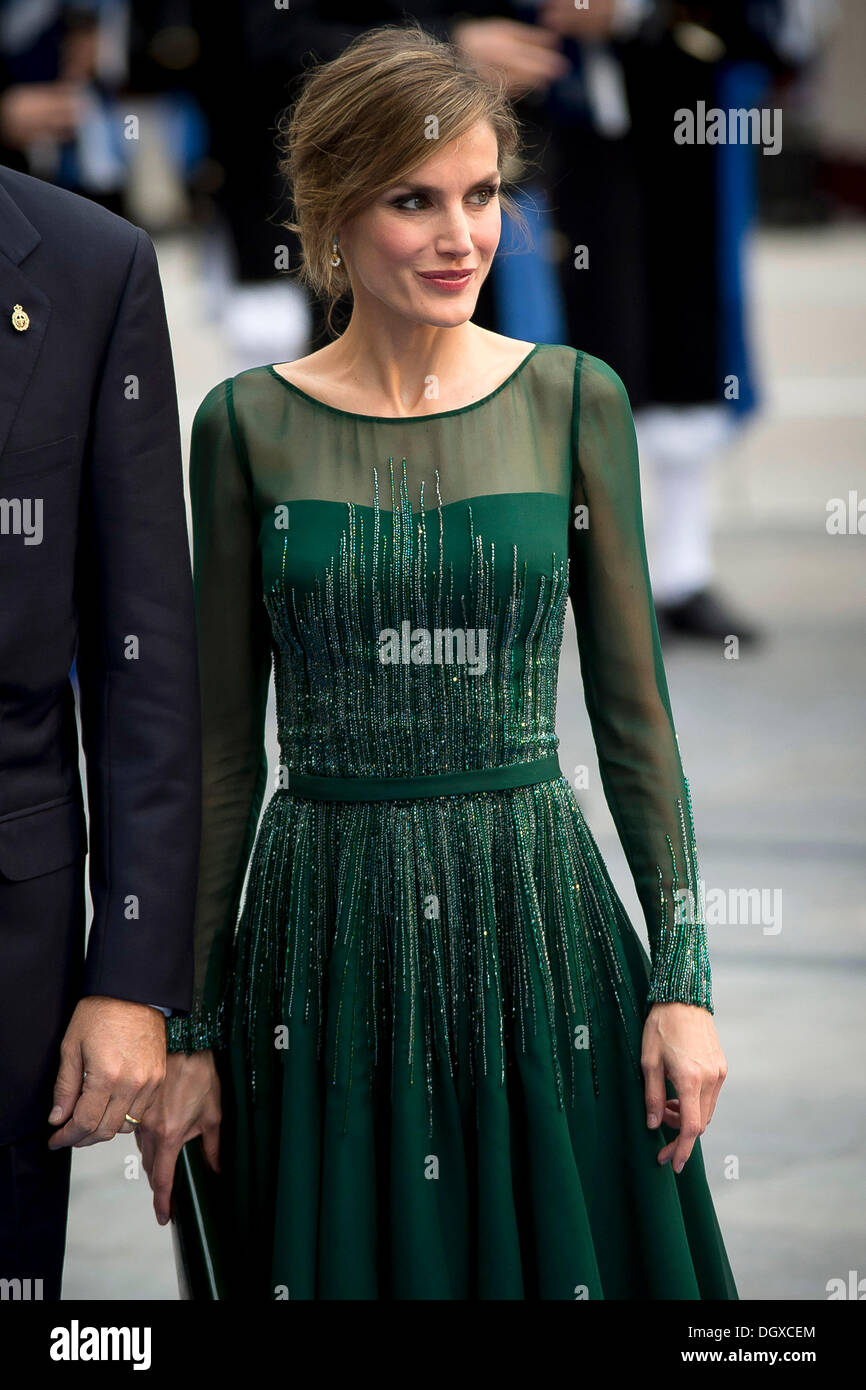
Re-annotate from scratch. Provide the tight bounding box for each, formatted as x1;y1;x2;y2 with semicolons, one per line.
210;777;738;1300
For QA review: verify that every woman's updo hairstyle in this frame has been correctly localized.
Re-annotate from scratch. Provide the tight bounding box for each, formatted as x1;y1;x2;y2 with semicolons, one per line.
276;21;530;335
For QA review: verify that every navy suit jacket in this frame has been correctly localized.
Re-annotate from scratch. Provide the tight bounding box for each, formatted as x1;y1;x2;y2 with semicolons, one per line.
0;165;200;1143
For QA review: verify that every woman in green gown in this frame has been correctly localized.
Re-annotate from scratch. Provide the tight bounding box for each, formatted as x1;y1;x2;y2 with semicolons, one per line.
139;23;738;1300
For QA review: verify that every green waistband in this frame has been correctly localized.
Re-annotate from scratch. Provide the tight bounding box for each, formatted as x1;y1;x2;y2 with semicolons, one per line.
276;753;563;802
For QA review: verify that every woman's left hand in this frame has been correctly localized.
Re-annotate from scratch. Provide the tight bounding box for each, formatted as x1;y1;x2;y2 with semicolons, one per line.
641;1003;728;1173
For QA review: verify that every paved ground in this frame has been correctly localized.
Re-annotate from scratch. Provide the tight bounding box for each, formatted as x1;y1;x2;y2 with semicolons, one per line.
61;223;866;1300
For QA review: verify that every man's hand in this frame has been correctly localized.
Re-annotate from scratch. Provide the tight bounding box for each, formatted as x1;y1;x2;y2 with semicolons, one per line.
0;83;84;150
47;997;166;1150
641;1002;728;1173
537;0;619;42
452;19;571;98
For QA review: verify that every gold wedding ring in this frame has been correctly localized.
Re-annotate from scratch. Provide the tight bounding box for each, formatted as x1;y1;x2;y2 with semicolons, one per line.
124;1113;141;1125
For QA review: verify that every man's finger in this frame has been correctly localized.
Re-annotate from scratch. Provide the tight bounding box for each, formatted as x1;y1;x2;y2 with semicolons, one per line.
75;1076;160;1147
48;1046;84;1127
504;49;570;82
116;1084;155;1136
73;1090;134;1146
47;1085;112;1148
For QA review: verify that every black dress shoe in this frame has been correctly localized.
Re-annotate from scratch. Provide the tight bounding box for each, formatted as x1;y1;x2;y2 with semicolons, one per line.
654;587;763;646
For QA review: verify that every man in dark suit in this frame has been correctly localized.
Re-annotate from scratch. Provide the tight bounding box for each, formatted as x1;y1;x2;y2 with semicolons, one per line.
0;163;201;1299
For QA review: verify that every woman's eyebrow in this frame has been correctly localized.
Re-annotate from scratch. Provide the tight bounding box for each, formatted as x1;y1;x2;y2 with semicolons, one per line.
389;172;501;195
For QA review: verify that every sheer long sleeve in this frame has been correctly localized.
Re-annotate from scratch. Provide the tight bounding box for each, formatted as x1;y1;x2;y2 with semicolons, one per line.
166;379;272;1052
568;351;713;1013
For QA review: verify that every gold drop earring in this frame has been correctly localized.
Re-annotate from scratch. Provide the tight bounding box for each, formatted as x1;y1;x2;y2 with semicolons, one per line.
330;237;341;268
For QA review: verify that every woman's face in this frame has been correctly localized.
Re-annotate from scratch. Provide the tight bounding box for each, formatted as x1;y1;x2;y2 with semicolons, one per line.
337;120;503;329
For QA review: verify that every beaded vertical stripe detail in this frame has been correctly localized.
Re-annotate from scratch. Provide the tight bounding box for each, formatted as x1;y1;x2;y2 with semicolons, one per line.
263;459;566;776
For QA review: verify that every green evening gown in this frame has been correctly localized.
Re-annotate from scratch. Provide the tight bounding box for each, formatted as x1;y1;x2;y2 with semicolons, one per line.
167;342;738;1300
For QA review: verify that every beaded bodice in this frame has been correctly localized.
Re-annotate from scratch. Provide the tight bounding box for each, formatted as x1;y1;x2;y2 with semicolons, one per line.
263;461;570;779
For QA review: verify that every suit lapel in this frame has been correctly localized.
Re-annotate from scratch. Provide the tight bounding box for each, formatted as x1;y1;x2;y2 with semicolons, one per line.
0;176;51;459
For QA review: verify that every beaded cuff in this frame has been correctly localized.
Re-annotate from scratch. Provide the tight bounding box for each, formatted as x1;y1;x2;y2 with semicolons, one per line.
165;998;227;1053
645;778;714;1013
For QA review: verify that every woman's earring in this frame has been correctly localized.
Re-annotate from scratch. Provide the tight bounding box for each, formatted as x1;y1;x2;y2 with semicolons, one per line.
330;238;342;268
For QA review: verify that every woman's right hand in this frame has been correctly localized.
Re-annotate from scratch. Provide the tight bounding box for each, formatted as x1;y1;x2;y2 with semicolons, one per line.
136;1049;221;1226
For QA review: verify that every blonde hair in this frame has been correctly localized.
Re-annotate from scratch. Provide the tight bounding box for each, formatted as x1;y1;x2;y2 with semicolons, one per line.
276;22;532;336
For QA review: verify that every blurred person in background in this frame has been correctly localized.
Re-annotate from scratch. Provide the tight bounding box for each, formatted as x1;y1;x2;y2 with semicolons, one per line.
0;0;132;211
524;0;837;643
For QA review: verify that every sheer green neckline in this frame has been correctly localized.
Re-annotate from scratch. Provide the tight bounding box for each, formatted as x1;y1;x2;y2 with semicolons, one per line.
262;343;542;423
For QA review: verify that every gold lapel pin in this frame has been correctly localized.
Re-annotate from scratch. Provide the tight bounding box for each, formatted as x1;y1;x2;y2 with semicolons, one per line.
11;304;30;331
